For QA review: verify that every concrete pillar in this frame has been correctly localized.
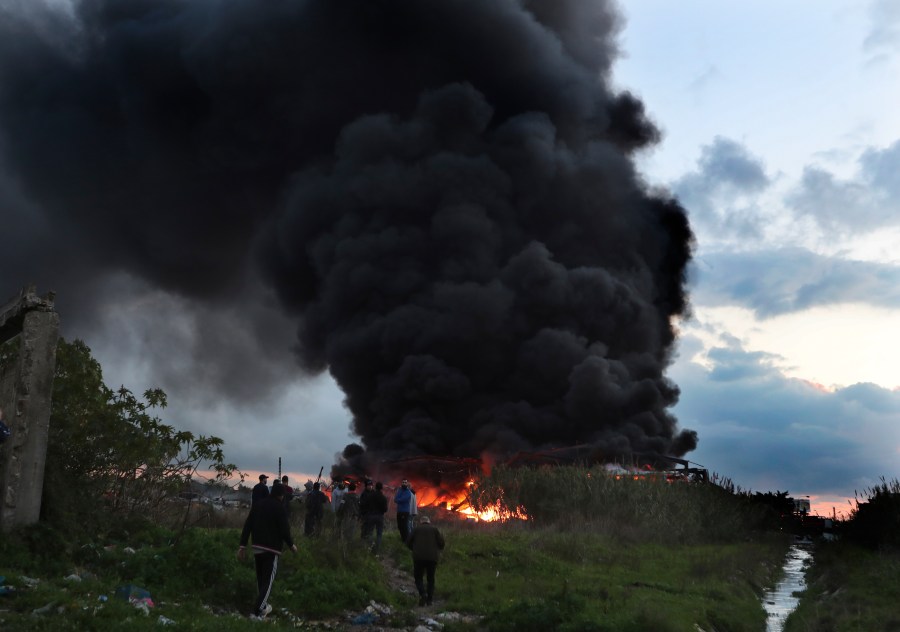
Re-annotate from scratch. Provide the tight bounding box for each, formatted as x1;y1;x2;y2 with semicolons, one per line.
0;287;59;531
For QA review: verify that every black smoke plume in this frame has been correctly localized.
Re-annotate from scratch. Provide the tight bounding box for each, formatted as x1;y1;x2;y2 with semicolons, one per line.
0;0;697;476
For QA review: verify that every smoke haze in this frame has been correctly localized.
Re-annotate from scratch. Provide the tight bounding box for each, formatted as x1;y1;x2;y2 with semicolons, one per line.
0;0;697;471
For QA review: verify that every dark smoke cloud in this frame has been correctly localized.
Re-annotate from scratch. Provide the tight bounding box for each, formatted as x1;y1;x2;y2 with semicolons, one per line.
0;0;696;473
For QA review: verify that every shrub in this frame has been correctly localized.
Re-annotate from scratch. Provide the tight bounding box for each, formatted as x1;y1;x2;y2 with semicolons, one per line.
844;478;900;550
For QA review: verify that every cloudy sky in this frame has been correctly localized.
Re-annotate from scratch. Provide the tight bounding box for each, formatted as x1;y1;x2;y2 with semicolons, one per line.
1;0;898;517
614;0;900;516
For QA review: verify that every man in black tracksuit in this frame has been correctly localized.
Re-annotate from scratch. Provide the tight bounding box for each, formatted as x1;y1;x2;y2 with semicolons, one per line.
238;483;297;618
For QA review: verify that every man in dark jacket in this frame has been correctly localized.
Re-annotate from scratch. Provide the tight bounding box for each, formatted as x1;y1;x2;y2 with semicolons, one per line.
303;482;328;537
360;481;388;553
238;484;297;619
407;515;445;606
251;474;270;505
336;482;360;539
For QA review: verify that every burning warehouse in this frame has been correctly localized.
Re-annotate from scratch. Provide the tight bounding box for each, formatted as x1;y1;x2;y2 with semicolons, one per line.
0;0;697;486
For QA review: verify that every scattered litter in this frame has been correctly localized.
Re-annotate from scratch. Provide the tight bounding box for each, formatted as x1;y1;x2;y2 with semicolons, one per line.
98;595;109;602
368;600;392;615
435;612;461;621
422;617;444;629
32;601;58;615
115;584;155;613
434;611;481;624
158;615;177;625
350;611;377;625
20;576;39;588
123;547;137;554
64;574;82;582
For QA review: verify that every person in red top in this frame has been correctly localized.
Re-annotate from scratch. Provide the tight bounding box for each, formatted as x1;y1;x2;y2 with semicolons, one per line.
280;475;295;519
238;483;297;619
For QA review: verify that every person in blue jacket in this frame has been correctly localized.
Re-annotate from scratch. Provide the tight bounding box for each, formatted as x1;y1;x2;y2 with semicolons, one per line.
394;478;413;541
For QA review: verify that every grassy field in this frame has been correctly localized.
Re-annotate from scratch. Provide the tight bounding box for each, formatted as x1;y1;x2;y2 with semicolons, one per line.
783;542;900;632
0;473;795;632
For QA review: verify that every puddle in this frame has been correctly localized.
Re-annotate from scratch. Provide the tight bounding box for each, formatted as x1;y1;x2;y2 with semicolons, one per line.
764;542;812;632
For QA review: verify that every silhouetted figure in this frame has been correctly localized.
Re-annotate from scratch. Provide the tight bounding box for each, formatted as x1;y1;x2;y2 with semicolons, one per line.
407;515;445;606
304;482;328;537
238;484;297;619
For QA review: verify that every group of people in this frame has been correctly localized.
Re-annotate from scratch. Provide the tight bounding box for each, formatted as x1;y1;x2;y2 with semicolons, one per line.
238;472;445;619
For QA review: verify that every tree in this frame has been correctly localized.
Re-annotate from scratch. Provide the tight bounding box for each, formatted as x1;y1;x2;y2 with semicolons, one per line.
43;338;239;531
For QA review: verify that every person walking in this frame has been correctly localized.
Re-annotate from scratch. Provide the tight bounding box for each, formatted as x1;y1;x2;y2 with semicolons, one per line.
251;474;270;505
304;482;328;537
407;515;445;606
331;480;346;514
360;481;388;553
336;482;360;539
394;478;413;541
237;483;297;619
280;476;295;520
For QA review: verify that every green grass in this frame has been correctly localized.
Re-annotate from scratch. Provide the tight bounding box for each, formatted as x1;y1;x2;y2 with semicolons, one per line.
784;542;900;632
404;526;785;632
0;471;800;631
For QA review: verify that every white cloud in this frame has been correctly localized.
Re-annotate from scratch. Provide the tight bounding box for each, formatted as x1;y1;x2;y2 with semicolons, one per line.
787;140;900;233
670;333;900;498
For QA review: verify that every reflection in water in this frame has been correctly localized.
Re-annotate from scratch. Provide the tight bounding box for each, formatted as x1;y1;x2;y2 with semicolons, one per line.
764;543;812;632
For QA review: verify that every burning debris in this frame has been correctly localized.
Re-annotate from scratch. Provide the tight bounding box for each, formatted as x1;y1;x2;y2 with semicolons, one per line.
339;449;708;523
0;1;697;474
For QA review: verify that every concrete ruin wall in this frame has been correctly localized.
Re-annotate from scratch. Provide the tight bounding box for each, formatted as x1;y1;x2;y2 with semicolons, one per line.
0;285;59;531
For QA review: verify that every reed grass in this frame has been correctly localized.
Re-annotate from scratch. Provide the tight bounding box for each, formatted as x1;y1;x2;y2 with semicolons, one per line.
469;464;760;544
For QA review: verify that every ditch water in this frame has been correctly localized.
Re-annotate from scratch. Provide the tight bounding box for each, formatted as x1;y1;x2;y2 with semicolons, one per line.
763;542;813;632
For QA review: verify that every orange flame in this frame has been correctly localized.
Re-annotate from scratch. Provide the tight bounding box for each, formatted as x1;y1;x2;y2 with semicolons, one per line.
416;479;527;522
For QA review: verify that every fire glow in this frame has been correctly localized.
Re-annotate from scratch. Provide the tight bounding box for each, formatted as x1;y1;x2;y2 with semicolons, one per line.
415;480;527;523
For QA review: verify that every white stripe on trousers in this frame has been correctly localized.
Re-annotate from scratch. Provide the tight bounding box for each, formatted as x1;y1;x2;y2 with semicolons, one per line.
259;554;278;614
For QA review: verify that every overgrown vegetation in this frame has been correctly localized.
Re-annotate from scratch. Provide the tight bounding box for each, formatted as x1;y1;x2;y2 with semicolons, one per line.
471;465;789;544
0;505;788;631
784;478;900;631
14;337;900;630
42;339;239;536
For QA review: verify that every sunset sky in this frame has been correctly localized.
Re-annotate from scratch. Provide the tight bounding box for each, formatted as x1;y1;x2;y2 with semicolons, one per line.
614;0;900;516
2;1;898;518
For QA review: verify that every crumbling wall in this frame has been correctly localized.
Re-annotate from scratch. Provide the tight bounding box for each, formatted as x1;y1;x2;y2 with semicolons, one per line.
0;286;59;531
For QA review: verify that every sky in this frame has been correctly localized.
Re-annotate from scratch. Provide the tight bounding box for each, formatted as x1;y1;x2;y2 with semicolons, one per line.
1;0;898;518
613;0;900;516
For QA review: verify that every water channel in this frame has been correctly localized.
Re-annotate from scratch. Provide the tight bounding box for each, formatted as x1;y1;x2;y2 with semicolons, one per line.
763;542;813;632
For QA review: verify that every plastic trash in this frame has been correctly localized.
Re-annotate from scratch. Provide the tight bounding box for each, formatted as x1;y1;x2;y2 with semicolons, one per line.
20;576;39;588
32;601;58;615
351;611;377;625
115;584;152;602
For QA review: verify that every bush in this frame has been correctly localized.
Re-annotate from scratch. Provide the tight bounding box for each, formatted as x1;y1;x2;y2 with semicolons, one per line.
844;478;900;550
